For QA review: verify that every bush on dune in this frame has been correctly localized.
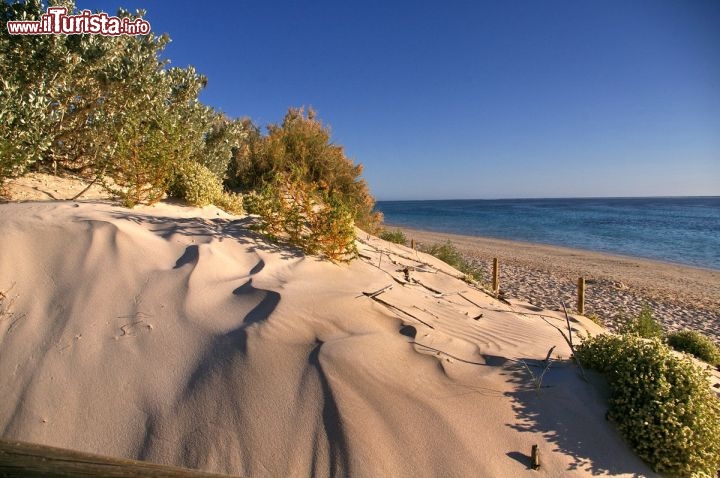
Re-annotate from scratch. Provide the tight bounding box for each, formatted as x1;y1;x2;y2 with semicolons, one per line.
0;1;244;198
0;1;62;182
169;161;224;207
244;177;356;262
576;334;720;476
379;229;407;245
169;161;243;214
667;330;720;366
421;241;484;283
617;305;663;339
2;2;374;261
230;107;381;233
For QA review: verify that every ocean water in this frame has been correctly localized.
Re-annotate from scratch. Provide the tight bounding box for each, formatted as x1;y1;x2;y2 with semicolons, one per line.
375;197;720;270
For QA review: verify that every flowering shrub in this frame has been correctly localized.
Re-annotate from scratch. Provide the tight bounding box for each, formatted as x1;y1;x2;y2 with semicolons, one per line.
169;161;242;214
575;334;720;476
169;161;222;207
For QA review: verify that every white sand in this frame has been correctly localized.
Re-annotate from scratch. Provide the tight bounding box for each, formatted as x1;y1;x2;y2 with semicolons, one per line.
0;200;660;476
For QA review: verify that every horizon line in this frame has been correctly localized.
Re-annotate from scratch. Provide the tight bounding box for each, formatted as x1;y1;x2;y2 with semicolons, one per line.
375;194;720;202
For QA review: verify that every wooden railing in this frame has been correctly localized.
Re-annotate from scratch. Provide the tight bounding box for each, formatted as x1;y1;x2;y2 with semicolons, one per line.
0;439;237;477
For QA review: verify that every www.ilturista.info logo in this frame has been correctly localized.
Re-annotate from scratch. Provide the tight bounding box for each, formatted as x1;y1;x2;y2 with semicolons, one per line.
7;7;151;36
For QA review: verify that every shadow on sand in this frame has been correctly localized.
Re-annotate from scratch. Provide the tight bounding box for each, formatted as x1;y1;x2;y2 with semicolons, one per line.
108;210;304;261
502;360;654;477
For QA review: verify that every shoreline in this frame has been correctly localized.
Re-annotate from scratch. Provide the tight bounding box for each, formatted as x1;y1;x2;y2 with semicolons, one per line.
388;225;720;342
387;224;720;274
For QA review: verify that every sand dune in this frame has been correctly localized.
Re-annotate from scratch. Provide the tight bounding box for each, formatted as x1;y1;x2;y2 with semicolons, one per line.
0;201;659;476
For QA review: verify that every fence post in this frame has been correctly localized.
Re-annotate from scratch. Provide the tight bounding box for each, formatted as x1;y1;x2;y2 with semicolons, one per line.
410;238;415;250
577;277;585;315
531;444;540;470
492;258;499;295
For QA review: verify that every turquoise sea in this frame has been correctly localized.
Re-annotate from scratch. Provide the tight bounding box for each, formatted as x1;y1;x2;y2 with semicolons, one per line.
375;197;720;271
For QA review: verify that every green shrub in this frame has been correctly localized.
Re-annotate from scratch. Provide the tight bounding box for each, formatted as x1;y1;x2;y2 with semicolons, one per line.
1;2;66;181
244;178;357;262
618;306;663;339
214;191;244;215
192;110;245;180
308;193;358;262
667;330;720;366
422;241;483;283
168;160;244;215
230;107;381;232
379;229;407;245
103;112;178;207
169;161;223;207
575;334;720;476
0;80;53;183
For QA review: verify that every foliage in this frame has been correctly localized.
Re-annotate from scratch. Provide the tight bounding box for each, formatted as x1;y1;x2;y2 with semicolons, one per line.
169;161;224;207
379;229;407;245
575;334;720;476
421;241;484;283
0;0;59;181
187;105;245;180
244;177;357;262
1;3;372;256
231;107;381;232
617;306;663;339
81;35;209;206
0;0;246;203
168;160;243;214
214;191;244;215
102;99;191;207
667;330;720;366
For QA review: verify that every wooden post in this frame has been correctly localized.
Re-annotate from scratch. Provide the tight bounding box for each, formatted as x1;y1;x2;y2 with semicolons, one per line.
531;444;540;470
0;439;231;477
577;277;585;315
492;258;499;295
410;238;415;250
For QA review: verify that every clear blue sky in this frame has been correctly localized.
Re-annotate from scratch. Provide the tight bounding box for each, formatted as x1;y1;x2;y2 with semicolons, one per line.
74;0;720;200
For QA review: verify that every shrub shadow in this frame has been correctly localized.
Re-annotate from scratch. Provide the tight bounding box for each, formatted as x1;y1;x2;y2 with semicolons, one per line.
108;210;304;260
503;360;655;476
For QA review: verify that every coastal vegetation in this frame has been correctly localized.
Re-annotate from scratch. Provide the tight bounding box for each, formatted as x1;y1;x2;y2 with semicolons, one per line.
576;309;720;476
576;334;720;476
379;229;407;245
168;161;243;214
616;306;720;365
229;107;380;233
243;177;358;262
667;330;720;366
617;306;664;339
0;1;378;260
421;241;484;284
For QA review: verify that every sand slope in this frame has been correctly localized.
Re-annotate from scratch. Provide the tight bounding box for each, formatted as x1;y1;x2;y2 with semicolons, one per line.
0;201;657;476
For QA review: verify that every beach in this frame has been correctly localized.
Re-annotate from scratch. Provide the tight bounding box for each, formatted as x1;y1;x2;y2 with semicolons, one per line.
0;198;663;476
1;175;718;476
391;226;720;343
